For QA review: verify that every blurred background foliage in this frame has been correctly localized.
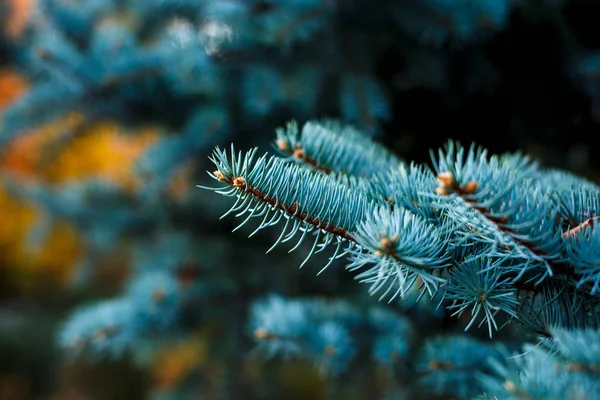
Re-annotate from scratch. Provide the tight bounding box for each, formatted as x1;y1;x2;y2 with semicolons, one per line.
0;0;599;399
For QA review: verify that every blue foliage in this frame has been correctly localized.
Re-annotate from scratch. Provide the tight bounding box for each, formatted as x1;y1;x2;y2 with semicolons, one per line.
60;269;187;358
275;120;403;177
205;122;600;342
200;116;600;398
445;257;518;337
480;327;600;399
250;295;310;358
347;205;452;299
60;299;140;358
0;0;400;140
394;0;514;47
415;335;502;399
249;294;411;376
2;0;599;398
242;66;285;118
127;271;182;330
370;307;413;367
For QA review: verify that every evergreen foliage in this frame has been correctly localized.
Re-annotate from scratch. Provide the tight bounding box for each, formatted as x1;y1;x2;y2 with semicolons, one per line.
1;0;600;399
202;119;600;398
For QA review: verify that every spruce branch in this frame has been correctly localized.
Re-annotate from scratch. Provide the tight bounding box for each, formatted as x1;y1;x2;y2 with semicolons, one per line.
554;184;600;229
201;144;456;295
368;162;441;220
445;257;518;337
514;283;600;337
563;216;600;239
275;120;403;177
346;205;452;301
203;120;600;339
431;141;567;285
563;224;600;294
481;327;600;399
200;144;374;268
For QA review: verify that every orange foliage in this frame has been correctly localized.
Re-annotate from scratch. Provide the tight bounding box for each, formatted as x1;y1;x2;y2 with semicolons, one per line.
0;187;83;287
3;0;34;39
0;188;38;267
1;113;86;178
46;121;159;192
34;221;84;283
151;336;207;390
0;118;158;288
1;117;159;192
0;69;28;110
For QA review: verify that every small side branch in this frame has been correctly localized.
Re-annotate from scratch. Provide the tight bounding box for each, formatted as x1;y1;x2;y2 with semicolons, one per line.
213;170;353;241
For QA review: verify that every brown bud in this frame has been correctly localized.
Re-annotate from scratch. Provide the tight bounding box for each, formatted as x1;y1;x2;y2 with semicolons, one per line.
428;360;441;370
379;237;391;249
276;139;288;151
437;171;455;187
428;360;453;371
503;380;516;392
213;170;226;181
254;328;275;340
462;181;478;194
233;176;246;188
